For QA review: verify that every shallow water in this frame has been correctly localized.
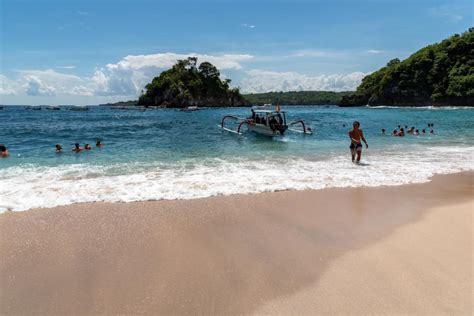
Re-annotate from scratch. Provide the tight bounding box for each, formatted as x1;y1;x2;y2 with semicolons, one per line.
1;105;473;211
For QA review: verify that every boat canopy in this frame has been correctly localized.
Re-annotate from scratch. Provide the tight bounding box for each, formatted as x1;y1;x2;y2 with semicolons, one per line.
251;105;285;114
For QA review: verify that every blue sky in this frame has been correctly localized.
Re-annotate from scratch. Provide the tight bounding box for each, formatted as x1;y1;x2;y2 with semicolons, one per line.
1;0;472;105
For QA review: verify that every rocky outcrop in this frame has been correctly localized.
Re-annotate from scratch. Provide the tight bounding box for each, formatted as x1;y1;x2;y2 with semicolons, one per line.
137;57;249;108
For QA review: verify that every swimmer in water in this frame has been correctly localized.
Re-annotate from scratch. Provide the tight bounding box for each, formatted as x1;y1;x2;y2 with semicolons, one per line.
72;143;82;153
0;144;9;157
55;144;62;152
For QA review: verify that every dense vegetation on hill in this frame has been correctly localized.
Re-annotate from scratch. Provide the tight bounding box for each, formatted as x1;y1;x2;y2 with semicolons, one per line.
137;57;248;107
340;28;474;107
244;91;353;105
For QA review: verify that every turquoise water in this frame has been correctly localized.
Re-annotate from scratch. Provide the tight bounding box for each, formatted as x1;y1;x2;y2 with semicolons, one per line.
1;105;473;211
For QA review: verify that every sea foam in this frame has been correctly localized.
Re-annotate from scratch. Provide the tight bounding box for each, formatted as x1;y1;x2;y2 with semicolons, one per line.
1;145;472;212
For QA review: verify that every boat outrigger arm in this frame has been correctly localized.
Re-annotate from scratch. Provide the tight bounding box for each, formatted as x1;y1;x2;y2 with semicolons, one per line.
219;106;313;136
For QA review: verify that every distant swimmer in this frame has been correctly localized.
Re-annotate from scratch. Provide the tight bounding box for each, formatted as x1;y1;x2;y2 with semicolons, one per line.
96;140;103;148
0;144;9;157
348;121;368;163
85;144;92;150
381;128;386;135
430;129;434;134
72;143;82;153
422;129;426;134
55;144;62;152
392;129;399;136
398;128;405;137
414;129;419;135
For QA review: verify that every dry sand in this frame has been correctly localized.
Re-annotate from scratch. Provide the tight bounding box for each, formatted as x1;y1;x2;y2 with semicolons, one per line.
0;172;472;315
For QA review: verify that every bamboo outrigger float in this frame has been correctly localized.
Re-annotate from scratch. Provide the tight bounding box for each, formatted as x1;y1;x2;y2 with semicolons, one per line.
219;105;313;136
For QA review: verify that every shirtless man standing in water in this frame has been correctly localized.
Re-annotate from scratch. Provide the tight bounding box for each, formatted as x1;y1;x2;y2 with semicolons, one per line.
349;121;368;163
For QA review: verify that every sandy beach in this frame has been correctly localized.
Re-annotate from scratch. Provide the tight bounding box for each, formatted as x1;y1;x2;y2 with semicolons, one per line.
1;172;472;315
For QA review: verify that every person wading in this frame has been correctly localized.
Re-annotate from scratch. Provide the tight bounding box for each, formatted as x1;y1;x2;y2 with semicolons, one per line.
348;121;368;163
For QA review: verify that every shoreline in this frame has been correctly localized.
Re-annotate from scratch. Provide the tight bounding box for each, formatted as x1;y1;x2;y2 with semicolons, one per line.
3;168;473;213
1;172;472;314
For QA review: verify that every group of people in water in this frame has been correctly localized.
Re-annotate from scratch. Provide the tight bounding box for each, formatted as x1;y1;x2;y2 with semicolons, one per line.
0;141;104;158
382;123;435;137
348;121;436;163
56;140;104;153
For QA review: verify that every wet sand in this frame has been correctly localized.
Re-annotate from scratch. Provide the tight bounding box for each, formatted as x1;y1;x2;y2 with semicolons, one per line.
0;172;472;315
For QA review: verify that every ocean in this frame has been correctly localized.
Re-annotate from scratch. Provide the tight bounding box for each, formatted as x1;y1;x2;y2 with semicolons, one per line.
1;105;473;212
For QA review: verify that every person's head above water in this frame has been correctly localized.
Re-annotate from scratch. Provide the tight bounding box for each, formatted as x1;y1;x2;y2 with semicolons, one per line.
55;144;62;151
75;143;80;148
0;144;10;157
352;121;360;129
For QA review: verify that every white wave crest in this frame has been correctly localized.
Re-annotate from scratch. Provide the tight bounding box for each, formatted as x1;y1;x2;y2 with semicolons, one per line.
1;146;473;212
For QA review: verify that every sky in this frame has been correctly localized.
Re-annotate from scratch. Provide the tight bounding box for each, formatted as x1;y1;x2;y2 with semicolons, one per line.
0;0;472;105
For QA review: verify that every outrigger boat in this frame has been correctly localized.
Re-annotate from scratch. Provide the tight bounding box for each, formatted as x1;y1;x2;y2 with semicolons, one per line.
220;105;313;136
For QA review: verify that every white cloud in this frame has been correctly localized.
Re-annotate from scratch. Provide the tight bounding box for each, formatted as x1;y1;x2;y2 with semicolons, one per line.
105;52;252;71
56;65;76;69
292;50;328;57
94;52;253;96
429;5;464;22
19;69;93;96
0;53;254;100
366;49;385;54
242;23;256;28
24;76;56;96
240;70;367;93
0;75;21;95
0;52;368;104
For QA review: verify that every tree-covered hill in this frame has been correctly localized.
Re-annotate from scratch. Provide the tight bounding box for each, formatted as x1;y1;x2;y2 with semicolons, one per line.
244;91;353;105
340;28;474;107
137;57;249;107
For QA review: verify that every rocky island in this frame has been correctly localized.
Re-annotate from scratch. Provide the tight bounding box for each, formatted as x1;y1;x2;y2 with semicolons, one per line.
137;57;249;108
340;28;473;107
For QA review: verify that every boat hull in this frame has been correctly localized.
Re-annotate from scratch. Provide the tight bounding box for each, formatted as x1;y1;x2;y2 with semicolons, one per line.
248;124;285;136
